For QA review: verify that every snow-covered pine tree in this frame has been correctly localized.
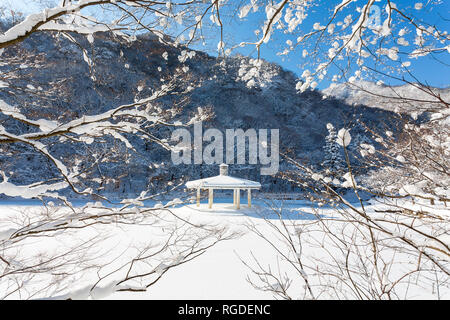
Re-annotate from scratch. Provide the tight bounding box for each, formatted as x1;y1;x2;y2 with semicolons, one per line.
322;123;345;177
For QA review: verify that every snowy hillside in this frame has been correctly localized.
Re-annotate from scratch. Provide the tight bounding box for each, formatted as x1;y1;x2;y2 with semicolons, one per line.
0;28;409;199
324;80;450;115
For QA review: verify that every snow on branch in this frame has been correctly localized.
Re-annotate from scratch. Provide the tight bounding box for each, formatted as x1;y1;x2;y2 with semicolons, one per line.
0;0;112;49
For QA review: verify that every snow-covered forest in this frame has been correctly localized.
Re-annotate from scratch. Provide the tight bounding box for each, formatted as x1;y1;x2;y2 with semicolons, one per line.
0;0;448;300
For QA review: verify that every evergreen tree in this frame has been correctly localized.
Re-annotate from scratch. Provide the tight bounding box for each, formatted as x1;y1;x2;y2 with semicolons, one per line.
323;123;345;177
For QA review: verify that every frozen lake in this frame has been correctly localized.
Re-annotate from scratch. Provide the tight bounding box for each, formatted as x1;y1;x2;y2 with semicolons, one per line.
0;197;447;300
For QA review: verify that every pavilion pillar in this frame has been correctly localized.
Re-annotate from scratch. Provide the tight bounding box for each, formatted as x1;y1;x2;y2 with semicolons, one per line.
248;189;251;208
208;188;213;209
196;187;200;207
233;189;236;206
236;188;240;210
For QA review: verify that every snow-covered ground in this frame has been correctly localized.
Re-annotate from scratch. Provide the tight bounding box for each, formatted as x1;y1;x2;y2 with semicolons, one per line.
111;199;321;300
0;197;448;300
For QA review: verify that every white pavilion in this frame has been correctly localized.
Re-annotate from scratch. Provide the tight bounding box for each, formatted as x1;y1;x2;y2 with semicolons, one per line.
185;164;261;209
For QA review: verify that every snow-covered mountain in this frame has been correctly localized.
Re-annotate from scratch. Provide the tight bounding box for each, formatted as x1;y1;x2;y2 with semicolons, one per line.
0;29;413;198
323;80;450;115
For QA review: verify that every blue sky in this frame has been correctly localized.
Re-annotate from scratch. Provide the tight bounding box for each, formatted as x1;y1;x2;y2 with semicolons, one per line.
1;0;449;89
193;0;450;89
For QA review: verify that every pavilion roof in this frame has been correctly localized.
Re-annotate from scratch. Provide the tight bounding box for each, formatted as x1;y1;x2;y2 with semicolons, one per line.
185;175;261;189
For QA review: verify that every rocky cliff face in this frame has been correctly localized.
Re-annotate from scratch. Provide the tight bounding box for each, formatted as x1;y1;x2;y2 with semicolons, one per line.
0;29;409;199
